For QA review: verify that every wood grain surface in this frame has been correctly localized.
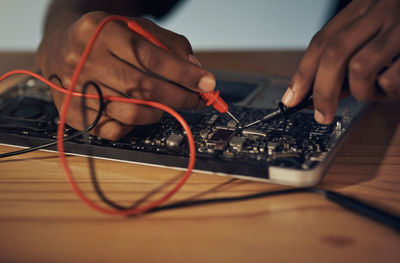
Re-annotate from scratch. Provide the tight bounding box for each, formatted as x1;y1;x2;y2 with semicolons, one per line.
0;51;399;263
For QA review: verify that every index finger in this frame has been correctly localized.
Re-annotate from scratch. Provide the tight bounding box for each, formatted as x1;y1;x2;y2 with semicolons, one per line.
281;0;373;107
100;20;216;93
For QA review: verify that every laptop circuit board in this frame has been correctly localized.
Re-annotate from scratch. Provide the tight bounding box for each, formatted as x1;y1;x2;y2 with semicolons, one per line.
0;77;344;180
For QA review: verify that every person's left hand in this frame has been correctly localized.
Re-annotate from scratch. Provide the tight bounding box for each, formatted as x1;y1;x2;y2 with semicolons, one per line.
281;0;400;124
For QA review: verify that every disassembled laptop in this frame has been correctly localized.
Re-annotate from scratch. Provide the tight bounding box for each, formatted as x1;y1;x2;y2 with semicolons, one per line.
0;71;367;186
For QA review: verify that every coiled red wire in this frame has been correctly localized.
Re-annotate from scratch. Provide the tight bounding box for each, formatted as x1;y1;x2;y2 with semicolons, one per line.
0;15;196;216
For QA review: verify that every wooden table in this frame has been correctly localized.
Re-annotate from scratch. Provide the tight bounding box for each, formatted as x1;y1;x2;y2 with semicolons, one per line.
0;51;399;263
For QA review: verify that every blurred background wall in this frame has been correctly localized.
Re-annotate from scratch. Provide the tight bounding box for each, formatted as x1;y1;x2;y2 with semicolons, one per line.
0;0;335;51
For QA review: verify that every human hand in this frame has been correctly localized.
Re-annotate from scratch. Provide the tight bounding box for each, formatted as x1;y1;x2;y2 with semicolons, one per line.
36;11;215;140
281;0;400;124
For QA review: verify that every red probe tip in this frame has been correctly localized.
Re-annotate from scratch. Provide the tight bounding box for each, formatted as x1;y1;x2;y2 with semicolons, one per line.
200;91;240;124
200;91;228;113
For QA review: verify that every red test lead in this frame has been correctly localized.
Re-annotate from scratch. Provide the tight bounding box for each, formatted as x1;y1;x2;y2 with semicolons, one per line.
200;90;240;124
127;20;240;125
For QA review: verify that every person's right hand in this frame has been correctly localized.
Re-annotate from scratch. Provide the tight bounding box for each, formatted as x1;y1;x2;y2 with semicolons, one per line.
36;11;215;140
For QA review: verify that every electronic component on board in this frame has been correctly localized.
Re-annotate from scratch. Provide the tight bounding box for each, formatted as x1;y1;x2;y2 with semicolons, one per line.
227;120;238;129
209;128;235;143
166;134;183;149
199;129;210;139
229;136;246;151
241;128;268;138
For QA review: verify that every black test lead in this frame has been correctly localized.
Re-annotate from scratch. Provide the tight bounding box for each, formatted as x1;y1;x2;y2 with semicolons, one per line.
243;93;314;128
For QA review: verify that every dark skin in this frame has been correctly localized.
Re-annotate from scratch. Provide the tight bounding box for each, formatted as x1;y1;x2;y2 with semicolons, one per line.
36;0;215;140
282;0;400;124
37;0;400;140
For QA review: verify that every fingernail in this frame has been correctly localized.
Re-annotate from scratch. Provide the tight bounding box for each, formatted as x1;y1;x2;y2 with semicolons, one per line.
281;87;294;105
188;54;202;67
314;109;326;124
198;75;216;92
